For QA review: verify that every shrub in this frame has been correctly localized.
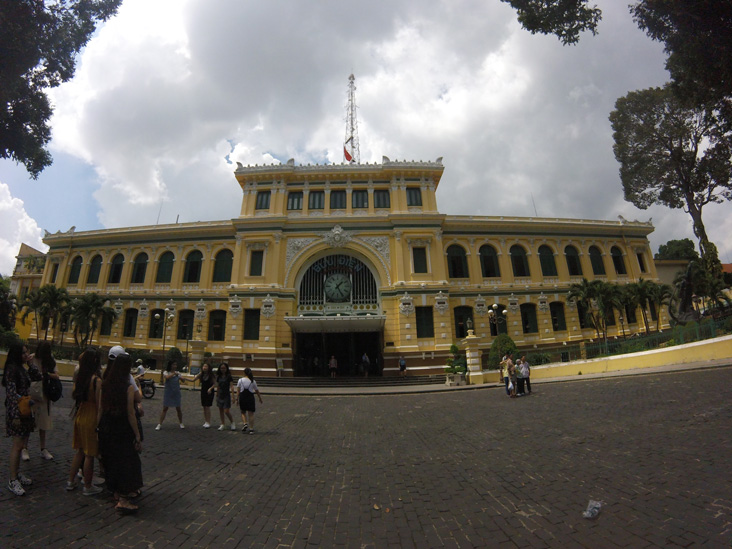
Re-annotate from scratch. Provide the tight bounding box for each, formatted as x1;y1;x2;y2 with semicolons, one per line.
487;334;517;369
526;352;551;365
445;343;467;374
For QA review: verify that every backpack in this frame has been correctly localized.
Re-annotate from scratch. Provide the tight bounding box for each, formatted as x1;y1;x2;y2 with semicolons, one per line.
44;373;63;402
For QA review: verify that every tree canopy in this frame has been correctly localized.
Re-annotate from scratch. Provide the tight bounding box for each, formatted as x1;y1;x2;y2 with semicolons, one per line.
500;0;601;45
655;238;699;261
609;85;732;273
0;0;122;178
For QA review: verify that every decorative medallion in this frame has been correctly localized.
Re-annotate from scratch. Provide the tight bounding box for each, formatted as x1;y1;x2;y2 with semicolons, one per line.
434;291;449;315
261;294;276;318
358;236;390;265
399;292;414;316
195;299;206;320
113;299;123;316
286;238;316;265
474;294;487;316
538;293;549;312
229;295;242;319
139;299;149;319
508;293;519;314
323;225;352;248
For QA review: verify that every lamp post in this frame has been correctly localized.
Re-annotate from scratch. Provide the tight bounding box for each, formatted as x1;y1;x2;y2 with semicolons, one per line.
155;311;175;370
488;303;508;333
466;316;474;337
618;314;626;339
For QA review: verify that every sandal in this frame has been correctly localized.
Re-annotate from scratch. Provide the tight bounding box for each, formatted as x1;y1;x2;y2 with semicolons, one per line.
125;490;141;498
115;502;138;514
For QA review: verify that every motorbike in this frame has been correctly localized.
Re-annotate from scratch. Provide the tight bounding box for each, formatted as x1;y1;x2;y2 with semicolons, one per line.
140;379;156;399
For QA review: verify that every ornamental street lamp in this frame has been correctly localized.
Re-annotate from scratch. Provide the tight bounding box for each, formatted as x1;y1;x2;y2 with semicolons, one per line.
466;317;474;336
155;312;175;372
488;303;508;330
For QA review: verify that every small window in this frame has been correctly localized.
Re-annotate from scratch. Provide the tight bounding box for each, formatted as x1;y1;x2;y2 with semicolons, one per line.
177;310;194;340
50;263;59;283
611;246;627;275
243;309;260;340
99;315;112;336
624;304;637;325
156;251;175;283
454;306;473;339
406;188;422;206
637;252;647;273
520;303;538;333
123;309;138;338
538;245;558;277
412;247;428;273
565;246;582;277
309;191;325;210
212;249;233;283
131;253;148;284
330;190;346;209
550;302;566;331
510;245;530;277
67;256;82;284
416;307;434;338
287;191;303;210
87;255;102;284
589;246;606;276
183;250;203;283
352;190;368;209
208;310;227;341
255;191;271;210
374;189;390;208
108;254;124;284
250;250;264;276
447;245;469;278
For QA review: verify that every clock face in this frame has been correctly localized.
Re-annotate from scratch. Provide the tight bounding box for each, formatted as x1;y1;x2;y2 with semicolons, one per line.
324;273;352;302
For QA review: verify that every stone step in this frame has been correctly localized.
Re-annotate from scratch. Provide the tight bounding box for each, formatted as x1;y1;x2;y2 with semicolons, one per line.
257;374;446;388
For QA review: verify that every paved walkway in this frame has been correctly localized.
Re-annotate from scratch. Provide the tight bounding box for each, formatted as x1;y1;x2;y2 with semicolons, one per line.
2;362;731;547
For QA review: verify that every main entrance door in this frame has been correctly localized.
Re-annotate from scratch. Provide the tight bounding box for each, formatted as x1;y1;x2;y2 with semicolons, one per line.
294;331;382;377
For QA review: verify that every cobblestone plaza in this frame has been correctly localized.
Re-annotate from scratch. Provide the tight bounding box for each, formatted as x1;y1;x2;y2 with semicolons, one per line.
2;366;731;548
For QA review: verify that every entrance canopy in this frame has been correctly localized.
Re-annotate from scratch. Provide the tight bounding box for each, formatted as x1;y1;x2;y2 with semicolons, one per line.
285;315;386;333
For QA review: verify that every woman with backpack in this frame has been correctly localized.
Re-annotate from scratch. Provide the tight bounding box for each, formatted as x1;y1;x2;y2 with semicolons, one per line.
4;343;42;496
235;367;263;434
22;341;60;461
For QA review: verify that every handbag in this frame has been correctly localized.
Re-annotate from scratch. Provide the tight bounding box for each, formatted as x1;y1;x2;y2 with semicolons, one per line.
44;374;63;402
18;396;33;418
29;380;44;401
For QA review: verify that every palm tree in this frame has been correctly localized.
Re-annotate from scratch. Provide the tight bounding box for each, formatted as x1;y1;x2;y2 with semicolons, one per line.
647;282;674;331
568;278;600;338
20;289;46;340
39;285;70;341
628;278;655;335
71;293;117;347
613;284;638;338
568;278;617;343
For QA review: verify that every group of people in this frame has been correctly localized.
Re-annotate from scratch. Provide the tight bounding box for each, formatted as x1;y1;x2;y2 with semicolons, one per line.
3;343;263;510
500;352;532;398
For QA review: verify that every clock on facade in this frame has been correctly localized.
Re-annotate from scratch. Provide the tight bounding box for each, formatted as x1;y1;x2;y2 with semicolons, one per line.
324;273;352;302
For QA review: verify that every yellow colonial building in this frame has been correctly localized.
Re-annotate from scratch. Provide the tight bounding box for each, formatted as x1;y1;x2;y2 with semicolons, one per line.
34;158;661;376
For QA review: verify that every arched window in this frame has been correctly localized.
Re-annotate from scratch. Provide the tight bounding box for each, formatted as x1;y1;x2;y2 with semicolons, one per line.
538;245;558;277
489;304;508;336
446;245;469;278
565;246;582;276
156;251;175;283
212;249;233;283
123;308;138;338
510;245;530;277
550;302;566;331
208;310;226;341
131;253;148;284
479;245;500;278
520;303;538;334
177;310;194;340
611;246;627;275
87;255;103;285
589;246;606;276
67;256;82;284
107;254;124;284
183;250;203;283
453;306;473;339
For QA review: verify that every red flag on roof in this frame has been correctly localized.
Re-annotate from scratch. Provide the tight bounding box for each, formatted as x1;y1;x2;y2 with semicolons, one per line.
343;146;353;162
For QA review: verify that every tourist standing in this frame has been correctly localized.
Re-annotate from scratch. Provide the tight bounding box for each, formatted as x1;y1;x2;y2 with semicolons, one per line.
361;352;370;377
516;356;526;396
500;356;510;396
236;367;263;434
194;362;215;428
520;355;531;394
156;361;185;430
506;352;517;399
214;363;236;431
67;348;103;495
329;355;337;378
98;353;143;513
4;343;41;496
23;341;59;460
399;355;407;377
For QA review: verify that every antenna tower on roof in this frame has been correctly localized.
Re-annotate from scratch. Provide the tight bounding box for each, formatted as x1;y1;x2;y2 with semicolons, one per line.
343;74;360;164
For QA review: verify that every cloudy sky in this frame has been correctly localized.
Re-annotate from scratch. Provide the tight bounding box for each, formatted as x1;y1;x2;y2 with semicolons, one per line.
1;0;730;275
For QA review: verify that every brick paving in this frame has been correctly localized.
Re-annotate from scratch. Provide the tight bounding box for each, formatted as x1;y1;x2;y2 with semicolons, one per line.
1;366;731;548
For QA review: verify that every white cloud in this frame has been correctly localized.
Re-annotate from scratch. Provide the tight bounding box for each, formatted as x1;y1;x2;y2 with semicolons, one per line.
0;182;48;275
